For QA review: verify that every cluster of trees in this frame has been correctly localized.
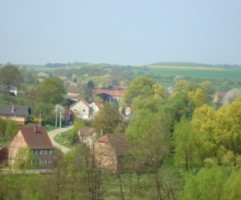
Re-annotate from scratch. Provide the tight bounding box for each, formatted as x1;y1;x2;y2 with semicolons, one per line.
0;118;18;139
120;76;241;199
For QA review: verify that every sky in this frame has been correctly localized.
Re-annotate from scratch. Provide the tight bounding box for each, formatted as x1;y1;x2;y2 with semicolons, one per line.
0;0;241;66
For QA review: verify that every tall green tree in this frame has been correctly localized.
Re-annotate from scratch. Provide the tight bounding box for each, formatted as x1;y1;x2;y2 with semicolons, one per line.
37;77;65;105
182;166;227;200
173;119;200;171
92;103;123;135
0;64;23;95
127;104;170;200
123;77;156;105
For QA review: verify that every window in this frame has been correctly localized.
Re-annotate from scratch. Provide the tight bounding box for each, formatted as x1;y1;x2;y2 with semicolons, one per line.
35;149;40;155
31;160;34;165
47;149;52;155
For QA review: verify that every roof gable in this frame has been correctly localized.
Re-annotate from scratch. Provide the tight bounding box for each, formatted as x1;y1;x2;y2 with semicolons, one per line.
68;87;80;94
71;98;90;108
93;89;125;97
20;126;53;149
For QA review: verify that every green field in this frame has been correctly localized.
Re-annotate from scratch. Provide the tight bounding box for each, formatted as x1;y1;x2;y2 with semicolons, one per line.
129;66;241;89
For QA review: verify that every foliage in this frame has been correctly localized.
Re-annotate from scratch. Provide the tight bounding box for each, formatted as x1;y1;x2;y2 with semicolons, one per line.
173;119;200;171
37;77;65;105
222;168;241;200
181;166;227;200
123;77;156;105
0;64;23;94
13;148;39;170
222;88;241;105
0;118;18;138
192;97;241;166
92;103;123;135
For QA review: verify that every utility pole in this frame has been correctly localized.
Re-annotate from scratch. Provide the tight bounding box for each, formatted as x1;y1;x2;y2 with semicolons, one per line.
59;111;62;135
39;111;42;126
55;111;58;127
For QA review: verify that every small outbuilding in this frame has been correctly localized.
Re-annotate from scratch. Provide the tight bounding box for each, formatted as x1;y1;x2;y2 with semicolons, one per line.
94;133;129;173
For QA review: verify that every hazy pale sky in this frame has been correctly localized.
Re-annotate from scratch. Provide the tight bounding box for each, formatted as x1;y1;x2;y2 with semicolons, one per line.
1;0;241;65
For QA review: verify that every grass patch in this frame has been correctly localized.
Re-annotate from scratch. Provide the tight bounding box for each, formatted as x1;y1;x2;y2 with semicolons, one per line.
0;136;10;147
54;129;73;148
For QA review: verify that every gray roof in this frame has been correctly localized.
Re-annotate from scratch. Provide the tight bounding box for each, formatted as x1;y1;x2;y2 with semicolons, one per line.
0;104;30;117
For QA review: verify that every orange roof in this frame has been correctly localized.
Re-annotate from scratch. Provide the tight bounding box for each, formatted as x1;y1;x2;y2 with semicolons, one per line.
93;89;125;97
68;87;80;94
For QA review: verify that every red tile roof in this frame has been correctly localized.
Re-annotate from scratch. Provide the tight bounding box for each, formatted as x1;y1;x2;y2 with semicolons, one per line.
92;89;125;97
68;87;80;94
20;126;54;149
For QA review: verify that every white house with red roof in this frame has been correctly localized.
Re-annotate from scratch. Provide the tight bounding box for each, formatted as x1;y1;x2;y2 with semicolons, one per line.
70;98;93;119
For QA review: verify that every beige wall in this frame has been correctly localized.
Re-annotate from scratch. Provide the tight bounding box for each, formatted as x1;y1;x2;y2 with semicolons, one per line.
8;130;27;166
71;101;90;119
94;142;117;172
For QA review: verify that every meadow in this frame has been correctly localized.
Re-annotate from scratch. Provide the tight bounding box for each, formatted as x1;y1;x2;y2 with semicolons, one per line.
130;65;241;89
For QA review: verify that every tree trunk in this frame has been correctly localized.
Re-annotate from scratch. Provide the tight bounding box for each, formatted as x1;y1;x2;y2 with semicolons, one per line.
155;169;162;200
118;173;125;200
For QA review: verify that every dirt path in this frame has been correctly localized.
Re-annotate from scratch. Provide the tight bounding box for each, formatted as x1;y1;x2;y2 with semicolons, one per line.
47;126;73;153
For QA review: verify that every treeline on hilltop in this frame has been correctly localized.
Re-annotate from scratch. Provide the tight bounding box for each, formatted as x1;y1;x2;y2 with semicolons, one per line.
44;61;241;70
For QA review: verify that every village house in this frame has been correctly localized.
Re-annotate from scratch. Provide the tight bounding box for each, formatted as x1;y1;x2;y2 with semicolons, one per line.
92;89;125;103
70;98;93;119
94;133;129;173
8;125;54;169
213;92;226;104
0;104;30;125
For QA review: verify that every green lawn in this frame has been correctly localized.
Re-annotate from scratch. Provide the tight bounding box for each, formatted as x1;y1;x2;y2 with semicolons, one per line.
54;129;73;148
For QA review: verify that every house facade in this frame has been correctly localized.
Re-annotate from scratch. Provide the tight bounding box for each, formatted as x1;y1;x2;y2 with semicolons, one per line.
70;98;93;119
8;126;54;169
0;104;30;125
94;134;129;173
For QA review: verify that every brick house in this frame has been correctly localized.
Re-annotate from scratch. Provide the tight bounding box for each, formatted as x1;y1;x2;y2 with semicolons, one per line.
8;125;54;169
0;104;30;125
94;134;129;173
